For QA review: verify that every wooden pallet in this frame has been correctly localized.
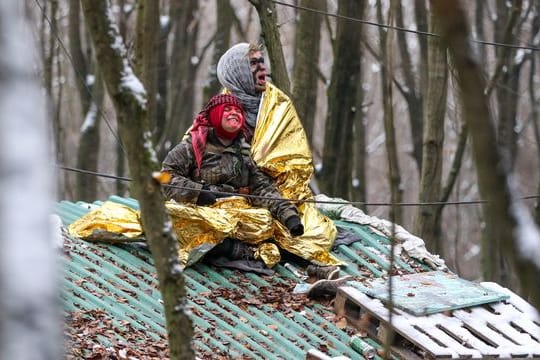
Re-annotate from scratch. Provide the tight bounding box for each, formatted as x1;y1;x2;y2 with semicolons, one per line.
334;281;540;359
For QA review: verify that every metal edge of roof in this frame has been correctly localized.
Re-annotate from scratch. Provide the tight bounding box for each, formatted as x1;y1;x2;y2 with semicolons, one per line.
58;195;429;359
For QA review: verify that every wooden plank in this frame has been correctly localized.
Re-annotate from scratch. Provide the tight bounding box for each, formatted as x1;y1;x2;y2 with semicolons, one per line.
487;298;540;341
481;282;540;321
433;316;500;358
337;287;456;358
396;311;482;358
511;317;540;342
452;308;517;348
467;306;535;346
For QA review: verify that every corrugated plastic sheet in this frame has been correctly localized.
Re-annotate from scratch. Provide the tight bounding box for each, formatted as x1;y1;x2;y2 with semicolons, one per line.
56;195;429;359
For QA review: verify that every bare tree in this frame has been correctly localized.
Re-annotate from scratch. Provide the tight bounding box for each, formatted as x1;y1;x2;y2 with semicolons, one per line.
394;1;426;171
431;0;540;310
248;0;291;94
481;0;527;288
80;0;194;357
134;0;159;131
0;2;60;359
40;0;67;198
352;31;368;208
320;0;365;199
489;0;525;168
414;13;447;254
75;71;104;202
203;0;234;100
292;0;325;142
531;9;540;225
157;0;199;160
377;0;403;224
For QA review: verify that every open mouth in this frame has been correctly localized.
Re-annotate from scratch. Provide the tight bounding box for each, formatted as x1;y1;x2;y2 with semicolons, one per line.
227;116;240;124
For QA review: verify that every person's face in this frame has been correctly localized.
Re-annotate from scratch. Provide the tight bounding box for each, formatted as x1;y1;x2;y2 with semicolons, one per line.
221;105;244;133
249;50;267;92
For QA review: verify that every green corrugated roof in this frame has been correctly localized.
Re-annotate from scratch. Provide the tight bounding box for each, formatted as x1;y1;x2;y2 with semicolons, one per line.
57;195;429;359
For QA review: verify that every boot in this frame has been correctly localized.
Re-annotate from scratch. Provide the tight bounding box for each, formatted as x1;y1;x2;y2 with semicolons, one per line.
229;240;255;261
306;264;340;280
307;276;352;300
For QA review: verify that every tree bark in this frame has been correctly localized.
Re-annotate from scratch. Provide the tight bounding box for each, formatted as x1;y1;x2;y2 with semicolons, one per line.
68;0;90;114
414;13;447;254
203;0;233;100
431;0;540;311
69;0;103;202
134;0;160;132
482;0;524;288
320;0;365;199
531;36;540;225
248;0;291;94
80;1;195;358
395;1;424;172
115;0;130;196
0;2;60;358
490;0;523;170
377;0;403;224
76;70;104;201
158;0;199;160
352;40;367;209
292;0;325;142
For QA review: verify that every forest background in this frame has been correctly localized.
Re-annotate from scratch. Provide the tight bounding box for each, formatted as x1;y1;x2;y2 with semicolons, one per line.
30;0;540;295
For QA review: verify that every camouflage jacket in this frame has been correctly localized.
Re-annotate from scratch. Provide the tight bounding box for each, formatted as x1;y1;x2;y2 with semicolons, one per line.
161;130;299;225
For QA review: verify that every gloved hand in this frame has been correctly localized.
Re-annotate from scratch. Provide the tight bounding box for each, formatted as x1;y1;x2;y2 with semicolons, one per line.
285;215;304;237
196;185;217;206
211;184;235;199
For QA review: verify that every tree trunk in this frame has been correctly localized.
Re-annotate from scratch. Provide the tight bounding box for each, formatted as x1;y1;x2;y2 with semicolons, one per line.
474;1;486;62
203;0;233;100
158;0;199;160
76;70;104;201
42;0;66;198
115;0;130;197
482;0;523;288
531;44;540;225
396;1;424;172
0;2;60;358
320;0;365;199
80;1;195;358
68;0;90;114
134;0;160;132
431;0;540;311
352;40;367;209
377;0;403;224
156;17;170;144
292;0;325;142
69;0;103;201
492;0;523;169
414;13;447;254
248;0;291;94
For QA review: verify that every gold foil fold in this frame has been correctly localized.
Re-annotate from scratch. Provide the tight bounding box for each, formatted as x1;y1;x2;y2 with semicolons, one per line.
255;242;281;268
68;201;143;243
251;84;341;265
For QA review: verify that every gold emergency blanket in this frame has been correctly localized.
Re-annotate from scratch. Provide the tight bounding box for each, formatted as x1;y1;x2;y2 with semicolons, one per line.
70;198;280;267
251;83;340;265
69;83;341;267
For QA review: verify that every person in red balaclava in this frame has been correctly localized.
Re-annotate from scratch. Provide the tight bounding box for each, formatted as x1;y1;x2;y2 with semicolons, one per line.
161;94;304;263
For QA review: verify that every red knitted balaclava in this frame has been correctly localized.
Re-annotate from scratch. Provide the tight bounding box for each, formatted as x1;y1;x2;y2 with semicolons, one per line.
208;103;245;140
190;94;246;174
